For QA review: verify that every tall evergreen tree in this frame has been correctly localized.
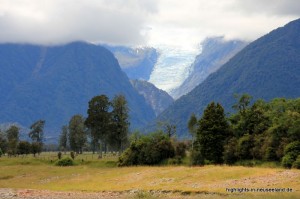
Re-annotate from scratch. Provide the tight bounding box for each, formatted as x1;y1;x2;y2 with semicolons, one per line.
85;95;111;153
110;95;129;152
59;125;68;153
188;113;198;150
69;114;87;154
195;102;229;164
6;125;20;155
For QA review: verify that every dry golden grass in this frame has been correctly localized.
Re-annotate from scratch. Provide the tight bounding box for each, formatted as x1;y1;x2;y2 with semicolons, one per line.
0;155;299;198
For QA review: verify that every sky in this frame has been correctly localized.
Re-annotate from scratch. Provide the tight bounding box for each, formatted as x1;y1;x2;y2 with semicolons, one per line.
0;0;300;49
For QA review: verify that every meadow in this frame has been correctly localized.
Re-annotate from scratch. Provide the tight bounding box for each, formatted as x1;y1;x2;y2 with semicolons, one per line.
0;152;299;199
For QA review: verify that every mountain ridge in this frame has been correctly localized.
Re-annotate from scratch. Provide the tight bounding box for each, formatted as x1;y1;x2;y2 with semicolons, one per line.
0;42;156;136
155;18;300;137
130;79;174;116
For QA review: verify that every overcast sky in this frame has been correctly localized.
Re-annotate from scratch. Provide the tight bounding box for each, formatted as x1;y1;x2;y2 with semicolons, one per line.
0;0;299;48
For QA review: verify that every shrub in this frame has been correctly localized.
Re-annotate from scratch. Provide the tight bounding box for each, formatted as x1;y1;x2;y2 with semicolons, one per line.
58;151;62;159
168;156;182;165
292;156;300;169
282;154;294;169
70;151;75;160
118;132;175;166
284;141;300;159
55;157;74;166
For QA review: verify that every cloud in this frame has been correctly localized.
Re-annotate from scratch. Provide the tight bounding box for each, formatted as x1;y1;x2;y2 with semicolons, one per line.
232;0;300;16
0;0;299;47
0;0;157;45
146;0;300;49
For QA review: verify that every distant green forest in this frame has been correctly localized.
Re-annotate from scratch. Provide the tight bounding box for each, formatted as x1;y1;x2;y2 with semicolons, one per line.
118;95;300;169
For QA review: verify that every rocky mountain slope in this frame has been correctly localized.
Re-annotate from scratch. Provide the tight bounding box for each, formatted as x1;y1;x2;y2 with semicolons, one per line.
130;79;174;116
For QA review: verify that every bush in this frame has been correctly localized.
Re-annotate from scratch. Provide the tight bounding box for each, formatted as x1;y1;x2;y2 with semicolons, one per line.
284;141;300;158
292;156;300;169
282;154;294;169
168;156;182;165
118;132;175;166
55;157;74;166
70;151;75;160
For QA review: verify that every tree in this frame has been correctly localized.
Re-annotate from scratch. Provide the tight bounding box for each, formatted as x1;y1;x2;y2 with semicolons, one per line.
29;120;45;144
158;121;176;138
236;134;253;160
0;131;8;154
31;142;42;157
69;115;87;154
85;95;111;153
6;125;20;156
223;137;238;165
17;141;31;155
232;94;252;115
59;125;68;153
195;102;230;164
109;95;130;152
188;113;198;150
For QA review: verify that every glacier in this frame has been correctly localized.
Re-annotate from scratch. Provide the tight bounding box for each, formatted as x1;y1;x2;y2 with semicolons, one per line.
149;45;200;94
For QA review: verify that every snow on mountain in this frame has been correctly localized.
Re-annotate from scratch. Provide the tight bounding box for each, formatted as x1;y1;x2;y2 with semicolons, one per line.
149;45;200;93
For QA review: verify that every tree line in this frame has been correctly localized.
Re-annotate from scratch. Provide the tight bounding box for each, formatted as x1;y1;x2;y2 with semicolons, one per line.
0;120;45;157
189;94;300;169
59;94;129;156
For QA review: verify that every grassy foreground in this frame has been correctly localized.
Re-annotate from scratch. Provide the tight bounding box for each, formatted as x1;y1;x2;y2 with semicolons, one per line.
0;154;299;198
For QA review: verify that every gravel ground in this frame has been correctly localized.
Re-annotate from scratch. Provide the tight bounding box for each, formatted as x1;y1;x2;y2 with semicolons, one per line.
0;189;128;199
0;188;216;199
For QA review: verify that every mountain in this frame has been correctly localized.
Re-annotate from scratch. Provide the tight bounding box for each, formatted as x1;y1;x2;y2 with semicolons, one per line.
104;45;158;80
130;79;174;116
156;18;300;138
171;37;247;99
0;42;156;136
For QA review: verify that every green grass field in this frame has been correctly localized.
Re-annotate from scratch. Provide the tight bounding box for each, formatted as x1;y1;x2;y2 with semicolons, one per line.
0;152;299;198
